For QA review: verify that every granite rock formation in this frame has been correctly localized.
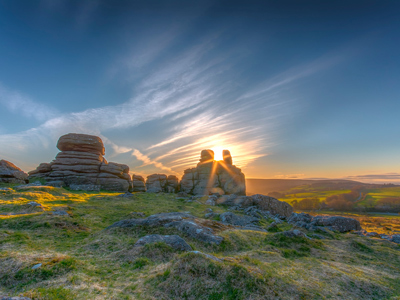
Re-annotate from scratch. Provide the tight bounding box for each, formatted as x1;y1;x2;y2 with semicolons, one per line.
132;174;146;192
145;174;179;193
0;160;28;184
28;133;131;191
180;149;245;195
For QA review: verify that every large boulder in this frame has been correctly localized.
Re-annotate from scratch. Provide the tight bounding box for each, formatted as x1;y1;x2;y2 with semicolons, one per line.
57;133;105;155
146;174;179;193
180;150;246;195
0;160;28;184
28;133;131;192
288;212;362;233
310;216;361;233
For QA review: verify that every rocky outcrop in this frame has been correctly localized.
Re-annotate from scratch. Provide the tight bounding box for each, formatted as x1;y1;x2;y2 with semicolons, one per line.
180;150;246;195
107;212;223;244
217;194;293;218
146;174;179;193
0;160;28;184
132;175;146;192
28;133;131;191
134;234;192;251
288;213;361;232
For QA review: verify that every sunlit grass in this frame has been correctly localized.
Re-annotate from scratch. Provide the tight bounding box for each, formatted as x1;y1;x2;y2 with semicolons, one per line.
0;184;400;299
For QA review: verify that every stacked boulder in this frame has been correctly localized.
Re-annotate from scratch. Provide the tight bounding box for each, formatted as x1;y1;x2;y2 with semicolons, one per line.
146;174;179;193
132;175;146;192
180;149;246;195
28;133;131;191
0;160;28;184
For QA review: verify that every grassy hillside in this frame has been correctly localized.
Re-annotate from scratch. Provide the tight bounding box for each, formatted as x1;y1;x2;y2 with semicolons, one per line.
1;184;400;299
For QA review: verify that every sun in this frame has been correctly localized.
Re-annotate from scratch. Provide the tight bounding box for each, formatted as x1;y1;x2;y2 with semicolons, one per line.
211;146;224;161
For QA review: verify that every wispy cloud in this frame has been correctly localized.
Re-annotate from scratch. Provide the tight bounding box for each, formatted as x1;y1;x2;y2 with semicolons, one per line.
0;84;58;121
0;29;342;175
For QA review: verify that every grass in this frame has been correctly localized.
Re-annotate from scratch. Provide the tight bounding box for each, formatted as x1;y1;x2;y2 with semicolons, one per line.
0;184;399;299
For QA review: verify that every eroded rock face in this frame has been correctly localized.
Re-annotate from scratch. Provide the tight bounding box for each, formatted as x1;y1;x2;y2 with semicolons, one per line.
28;133;130;191
0;160;28;184
146;174;179;193
132;175;146;192
180;150;246;195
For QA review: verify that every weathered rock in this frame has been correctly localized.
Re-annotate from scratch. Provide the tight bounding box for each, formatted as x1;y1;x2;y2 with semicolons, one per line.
366;232;379;237
117;192;135;198
164;219;223;244
52;210;69;216
390;235;400;244
57;133;105;155
190;250;223;262
310;216;361;233
200;149;214;162
28;134;131;192
134;234;192;251
282;229;309;239
180;150;246;195
223;150;232;165
146;174;178;193
219;212;258;226
107;212;223;244
0;160;28;184
251;194;293;218
132;175;146;192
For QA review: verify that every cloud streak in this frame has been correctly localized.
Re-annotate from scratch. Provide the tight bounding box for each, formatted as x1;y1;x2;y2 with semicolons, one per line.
0;28;342;176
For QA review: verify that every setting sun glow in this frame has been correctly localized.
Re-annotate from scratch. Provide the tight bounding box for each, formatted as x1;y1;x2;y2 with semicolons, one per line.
211;147;224;161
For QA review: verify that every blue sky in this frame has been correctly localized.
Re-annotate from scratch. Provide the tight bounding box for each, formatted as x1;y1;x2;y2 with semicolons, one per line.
0;0;399;183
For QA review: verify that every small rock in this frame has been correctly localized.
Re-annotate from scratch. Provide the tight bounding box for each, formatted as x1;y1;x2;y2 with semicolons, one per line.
117;192;135;198
130;212;146;218
46;181;66;188
134;234;192;251
205;213;217;218
31;263;42;270
366;232;379;237
204;208;213;213
282;229;310;239
52;210;69;216
220;212;258;226
0;187;13;191
390;235;400;244
205;198;216;206
310;234;325;239
27;202;42;207
190;250;222;262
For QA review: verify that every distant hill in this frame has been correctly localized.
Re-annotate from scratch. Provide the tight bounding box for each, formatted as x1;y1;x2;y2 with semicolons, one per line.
245;178;379;195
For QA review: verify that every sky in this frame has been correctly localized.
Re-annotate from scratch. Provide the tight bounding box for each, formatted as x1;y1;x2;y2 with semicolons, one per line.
0;0;400;183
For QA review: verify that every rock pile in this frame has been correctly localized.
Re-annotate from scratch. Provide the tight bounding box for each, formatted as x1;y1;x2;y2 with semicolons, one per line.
180;149;246;195
146;174;179;193
28;133;131;191
0;160;28;184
